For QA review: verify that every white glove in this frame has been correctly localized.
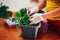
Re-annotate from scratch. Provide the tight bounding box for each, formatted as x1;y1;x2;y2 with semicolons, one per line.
30;13;44;24
27;6;39;15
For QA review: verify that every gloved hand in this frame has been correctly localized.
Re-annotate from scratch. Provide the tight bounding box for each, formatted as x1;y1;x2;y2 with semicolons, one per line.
27;6;39;15
30;13;44;24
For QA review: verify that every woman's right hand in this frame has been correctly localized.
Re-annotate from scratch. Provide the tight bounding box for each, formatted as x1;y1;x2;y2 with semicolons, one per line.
27;6;39;16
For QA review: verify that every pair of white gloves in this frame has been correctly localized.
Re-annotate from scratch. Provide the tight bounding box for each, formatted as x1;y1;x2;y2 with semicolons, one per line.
27;7;44;24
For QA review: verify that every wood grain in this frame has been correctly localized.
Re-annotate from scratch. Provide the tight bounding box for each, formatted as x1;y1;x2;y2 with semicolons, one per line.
0;18;60;40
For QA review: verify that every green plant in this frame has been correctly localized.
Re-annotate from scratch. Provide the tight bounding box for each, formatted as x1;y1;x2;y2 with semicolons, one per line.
12;8;30;27
12;8;39;27
20;8;27;16
0;2;9;19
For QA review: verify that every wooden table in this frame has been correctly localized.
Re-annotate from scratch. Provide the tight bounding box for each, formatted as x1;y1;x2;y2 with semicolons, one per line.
0;18;60;40
0;18;24;40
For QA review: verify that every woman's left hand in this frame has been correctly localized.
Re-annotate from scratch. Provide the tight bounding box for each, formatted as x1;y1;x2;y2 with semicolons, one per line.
30;13;44;24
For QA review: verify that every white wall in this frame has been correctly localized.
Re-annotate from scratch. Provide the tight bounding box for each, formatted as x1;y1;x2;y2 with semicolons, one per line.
0;0;36;12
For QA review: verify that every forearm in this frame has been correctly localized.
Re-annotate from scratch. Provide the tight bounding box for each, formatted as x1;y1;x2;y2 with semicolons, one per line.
37;0;46;11
42;7;60;20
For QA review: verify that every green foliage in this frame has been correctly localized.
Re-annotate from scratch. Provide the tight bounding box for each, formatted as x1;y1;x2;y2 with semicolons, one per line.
12;8;30;26
20;14;30;25
15;12;21;17
20;8;27;16
12;8;39;27
12;17;21;26
0;2;9;19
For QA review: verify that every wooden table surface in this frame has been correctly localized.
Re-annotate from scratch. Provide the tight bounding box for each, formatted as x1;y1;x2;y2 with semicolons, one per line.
0;18;60;40
0;18;24;40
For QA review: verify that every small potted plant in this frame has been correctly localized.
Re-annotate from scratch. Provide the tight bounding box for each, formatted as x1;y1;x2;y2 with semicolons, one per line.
0;2;18;27
0;2;9;19
12;8;41;39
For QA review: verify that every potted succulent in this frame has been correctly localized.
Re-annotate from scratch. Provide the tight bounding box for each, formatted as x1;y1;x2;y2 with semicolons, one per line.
12;8;41;39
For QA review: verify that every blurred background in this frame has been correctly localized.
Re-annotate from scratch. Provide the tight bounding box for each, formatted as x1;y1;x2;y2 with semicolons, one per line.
0;0;38;12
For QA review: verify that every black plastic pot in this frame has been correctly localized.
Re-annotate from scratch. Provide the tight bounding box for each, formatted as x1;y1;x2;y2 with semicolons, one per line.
21;24;41;39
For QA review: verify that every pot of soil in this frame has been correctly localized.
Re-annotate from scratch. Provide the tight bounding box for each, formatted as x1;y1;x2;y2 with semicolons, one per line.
20;23;41;39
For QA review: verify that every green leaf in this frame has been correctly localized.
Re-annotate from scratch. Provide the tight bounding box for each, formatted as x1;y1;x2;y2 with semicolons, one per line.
15;12;21;17
20;8;27;16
